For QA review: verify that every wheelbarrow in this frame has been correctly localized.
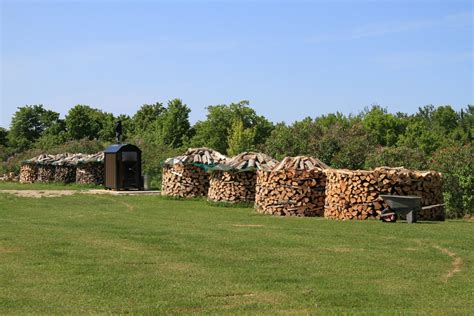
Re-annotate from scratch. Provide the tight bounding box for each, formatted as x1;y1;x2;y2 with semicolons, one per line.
379;195;444;224
380;195;444;224
379;195;420;223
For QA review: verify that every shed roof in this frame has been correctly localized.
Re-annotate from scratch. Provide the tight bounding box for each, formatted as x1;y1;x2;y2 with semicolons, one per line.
104;144;141;153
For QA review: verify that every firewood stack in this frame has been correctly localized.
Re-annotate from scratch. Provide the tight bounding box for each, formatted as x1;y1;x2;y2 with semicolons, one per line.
255;156;329;217
20;163;37;183
415;171;444;220
324;167;444;221
19;152;104;185
51;153;78;184
53;161;77;184
75;163;104;185
208;152;278;203
0;172;19;182
75;153;105;185
37;165;55;183
161;148;228;198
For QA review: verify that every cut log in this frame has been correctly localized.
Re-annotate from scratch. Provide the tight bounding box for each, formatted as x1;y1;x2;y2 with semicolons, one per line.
324;167;444;221
161;164;210;198
255;156;327;217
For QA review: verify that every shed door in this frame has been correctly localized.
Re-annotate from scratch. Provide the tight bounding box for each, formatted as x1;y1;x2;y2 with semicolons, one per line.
105;154;116;188
121;151;139;188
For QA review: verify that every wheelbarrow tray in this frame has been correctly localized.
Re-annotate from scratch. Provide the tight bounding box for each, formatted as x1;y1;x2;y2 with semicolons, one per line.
379;195;421;223
379;195;421;215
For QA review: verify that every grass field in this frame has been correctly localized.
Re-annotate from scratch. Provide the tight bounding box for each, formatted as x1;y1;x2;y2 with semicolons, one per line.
0;182;102;191
0;191;472;314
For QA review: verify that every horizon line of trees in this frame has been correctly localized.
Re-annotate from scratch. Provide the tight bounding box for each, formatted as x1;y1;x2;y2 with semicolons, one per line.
0;100;472;216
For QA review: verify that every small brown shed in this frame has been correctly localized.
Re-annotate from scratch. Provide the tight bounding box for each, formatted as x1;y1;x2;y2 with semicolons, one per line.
104;144;143;190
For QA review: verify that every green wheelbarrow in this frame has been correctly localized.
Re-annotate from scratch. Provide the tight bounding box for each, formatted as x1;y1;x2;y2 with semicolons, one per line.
379;195;444;224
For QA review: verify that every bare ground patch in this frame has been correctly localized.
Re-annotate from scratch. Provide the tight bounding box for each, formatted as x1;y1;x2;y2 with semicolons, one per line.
87;195;136;212
0;240;23;254
83;237;153;253
0;245;22;254
414;239;463;283
207;291;285;310
324;247;366;253
0;189;77;198
432;245;463;282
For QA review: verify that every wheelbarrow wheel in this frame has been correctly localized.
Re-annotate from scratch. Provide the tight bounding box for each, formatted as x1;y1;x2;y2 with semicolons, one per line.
381;213;398;223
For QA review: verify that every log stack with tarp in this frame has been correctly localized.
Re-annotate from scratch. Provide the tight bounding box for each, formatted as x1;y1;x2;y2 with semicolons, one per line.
207;152;278;203
52;154;79;184
255;156;329;217
161;148;228;198
75;153;105;185
20;152;104;185
35;154;58;183
324;167;444;221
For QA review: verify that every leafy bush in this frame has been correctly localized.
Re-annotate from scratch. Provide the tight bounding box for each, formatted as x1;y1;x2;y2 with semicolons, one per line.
365;146;428;170
134;140;182;189
329;123;372;170
429;144;473;218
48;139;105;155
3;148;45;174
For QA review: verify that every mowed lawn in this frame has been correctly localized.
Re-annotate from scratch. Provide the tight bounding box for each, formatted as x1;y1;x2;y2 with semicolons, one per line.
0;192;472;314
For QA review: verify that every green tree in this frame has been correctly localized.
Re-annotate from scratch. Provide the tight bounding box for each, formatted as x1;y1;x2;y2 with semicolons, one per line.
451;106;473;143
0;128;8;147
132;102;165;135
397;117;443;155
227;119;256;156
330;123;372;169
65;105;113;141
156;99;191;148
430;144;473;217
365;146;427;170
114;114;133;142
97;112;116;142
263;123;296;160
314;112;351;130
35;119;68;150
263;118;324;160
398;105;467;155
8;105;60;151
432;105;459;133
190;101;273;154
362;106;407;146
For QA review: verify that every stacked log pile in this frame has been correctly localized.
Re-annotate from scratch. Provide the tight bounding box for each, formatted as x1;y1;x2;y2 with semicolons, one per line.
224;152;278;171
75;153;105;185
19;163;37;183
164;147;227;166
53;164;77;184
255;156;328;217
52;153;80;184
208;152;278;203
19;152;104;185
37;164;55;183
415;171;444;220
162;148;228;198
0;172;19;182
162;164;210;198
75;163;104;185
324;167;444;221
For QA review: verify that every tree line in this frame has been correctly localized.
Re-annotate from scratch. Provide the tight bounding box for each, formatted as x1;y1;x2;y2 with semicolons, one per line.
0;100;472;216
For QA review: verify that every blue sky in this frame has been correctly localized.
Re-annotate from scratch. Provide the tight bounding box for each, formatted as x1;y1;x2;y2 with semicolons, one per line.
1;0;473;128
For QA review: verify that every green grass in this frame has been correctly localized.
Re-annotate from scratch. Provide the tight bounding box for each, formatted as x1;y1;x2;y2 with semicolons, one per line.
0;192;472;315
0;181;102;190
